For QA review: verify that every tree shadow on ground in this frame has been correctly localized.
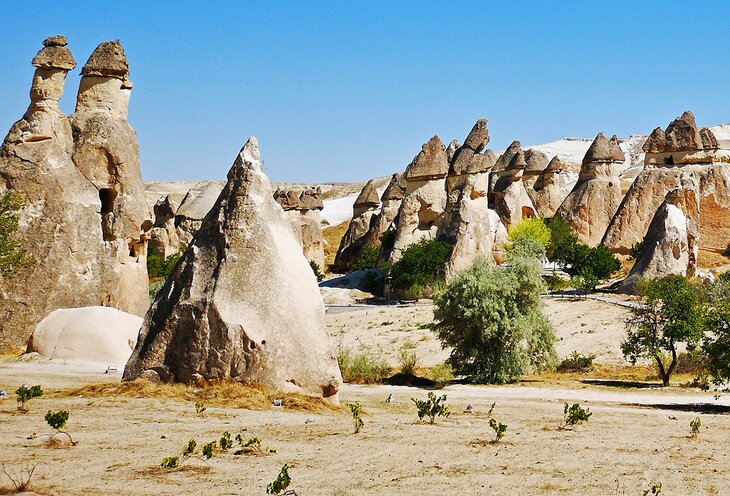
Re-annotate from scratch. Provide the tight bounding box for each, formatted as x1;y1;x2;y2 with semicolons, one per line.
634;403;730;414
581;379;663;389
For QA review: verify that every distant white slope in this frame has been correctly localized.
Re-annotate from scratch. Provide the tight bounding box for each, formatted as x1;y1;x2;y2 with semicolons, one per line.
320;188;385;226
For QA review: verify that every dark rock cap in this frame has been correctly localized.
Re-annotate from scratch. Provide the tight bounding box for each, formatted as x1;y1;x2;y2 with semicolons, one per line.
665;111;702;152
524;148;549;173
700;127;719;150
544;155;568;173
32;35;76;70
354;180;380;208
299;190;324;211
507;150;528;170
494;140;522;172
462;118;489;153
404;135;449;180
43;35;68;47
81;40;129;79
583;133;625;165
381;173;406;201
642;127;666;154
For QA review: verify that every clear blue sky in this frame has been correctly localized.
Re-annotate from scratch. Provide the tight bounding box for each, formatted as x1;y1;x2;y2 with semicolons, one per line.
1;1;729;183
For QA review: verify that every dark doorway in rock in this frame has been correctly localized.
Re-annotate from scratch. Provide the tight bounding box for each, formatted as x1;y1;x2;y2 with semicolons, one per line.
664;155;674;165
99;188;117;241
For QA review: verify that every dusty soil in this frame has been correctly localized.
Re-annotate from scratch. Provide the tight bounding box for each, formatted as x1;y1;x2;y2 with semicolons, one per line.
1;298;728;495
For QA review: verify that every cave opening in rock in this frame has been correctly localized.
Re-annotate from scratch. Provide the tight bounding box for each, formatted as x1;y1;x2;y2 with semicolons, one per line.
99;188;118;241
664;155;674;165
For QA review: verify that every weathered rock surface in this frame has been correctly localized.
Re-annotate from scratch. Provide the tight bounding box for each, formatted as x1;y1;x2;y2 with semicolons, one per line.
334;179;381;271
123;138;342;400
389;136;449;261
529;156;571;218
439;119;500;277
28;306;142;365
492;150;537;228
0;37;149;349
70;40;152;317
556;133;624;246
620;176;699;292
361;173;405;259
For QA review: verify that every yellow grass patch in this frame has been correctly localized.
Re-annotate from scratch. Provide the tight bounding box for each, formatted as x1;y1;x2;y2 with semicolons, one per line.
323;221;350;272
58;380;339;412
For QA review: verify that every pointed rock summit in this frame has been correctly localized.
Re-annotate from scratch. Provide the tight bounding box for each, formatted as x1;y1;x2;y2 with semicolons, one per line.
556;133;624;246
334;179;382;271
354;179;381;209
124;138;342;401
404;135;449;180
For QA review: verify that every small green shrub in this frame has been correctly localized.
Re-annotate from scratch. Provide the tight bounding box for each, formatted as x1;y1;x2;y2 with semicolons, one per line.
429;363;454;389
219;431;232;451
559;403;592;430
148;279;165;301
352;245;379;272
0;191;35;277
267;464;295;495
160;456;179;469
182;439;197;456
201;441;216;459
194;401;206;415
557;352;596;372
642;482;662;496
45;410;76;445
411;392;450;424
543;274;570;292
690;417;702;438
629;240;644;260
347;402;364;433
488;418;507;443
309;260;325;281
337;346;391;384
16;385;42;411
235;435;276;455
399;348;418;375
507;218;551;248
147;252;180;280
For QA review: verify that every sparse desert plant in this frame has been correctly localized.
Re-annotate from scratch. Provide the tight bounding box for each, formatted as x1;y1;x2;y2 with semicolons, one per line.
399;348;418;375
235;435;276;455
160;456;179;469
557;351;596;372
219;431;233;451
161;438;198;468
309;260;325;281
429;363;454;389
559;403;592;430
16;384;42;411
642;482;662;495
337;346;391;384
2;462;38;492
194;400;206;414
45;410;76;445
690;417;702;438
411;392;450;424
347;402;364;433
202;440;216;459
267;464;297;495
488;418;507;443
0;191;35;277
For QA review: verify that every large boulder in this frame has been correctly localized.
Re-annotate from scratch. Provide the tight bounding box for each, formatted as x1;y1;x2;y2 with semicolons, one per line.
123;138;342;401
27;307;142;366
555;133;625;246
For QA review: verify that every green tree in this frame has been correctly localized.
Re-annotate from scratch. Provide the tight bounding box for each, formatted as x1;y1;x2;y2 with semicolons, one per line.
507;218;551;250
433;239;556;384
544;216;578;265
387;238;452;298
622;275;704;386
352;244;379;272
702;272;730;384
0;191;33;276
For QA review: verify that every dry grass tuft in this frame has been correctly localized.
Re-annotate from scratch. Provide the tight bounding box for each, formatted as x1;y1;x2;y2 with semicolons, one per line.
323;221;350;272
59;380;339;412
136;465;212;478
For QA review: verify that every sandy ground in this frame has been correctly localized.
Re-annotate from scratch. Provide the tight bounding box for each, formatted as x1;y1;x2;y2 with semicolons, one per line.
327;297;632;368
1;298;728;495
